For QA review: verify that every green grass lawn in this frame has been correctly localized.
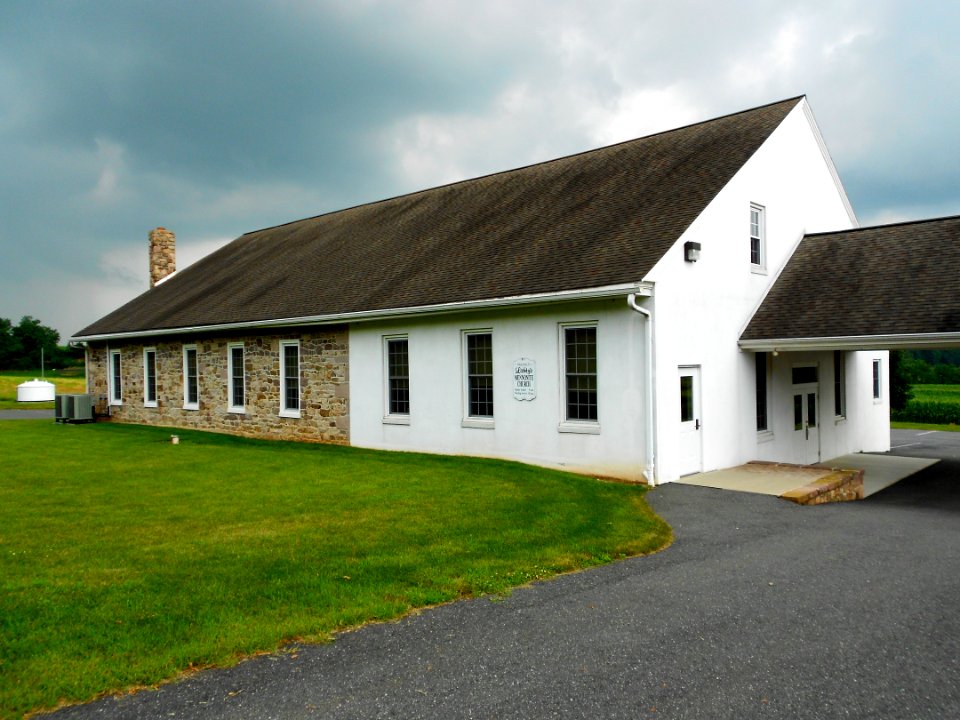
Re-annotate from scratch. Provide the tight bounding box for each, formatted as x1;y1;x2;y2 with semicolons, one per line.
0;421;671;718
0;368;86;410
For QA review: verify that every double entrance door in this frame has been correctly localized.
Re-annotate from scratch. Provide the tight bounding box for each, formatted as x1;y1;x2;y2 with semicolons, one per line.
792;365;820;464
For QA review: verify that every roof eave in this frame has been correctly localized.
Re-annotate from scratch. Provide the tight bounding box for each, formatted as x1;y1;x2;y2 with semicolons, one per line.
74;281;654;343
739;332;960;352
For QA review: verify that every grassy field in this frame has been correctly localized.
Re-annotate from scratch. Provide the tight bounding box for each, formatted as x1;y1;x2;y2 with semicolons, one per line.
0;368;86;410
0;421;671;718
892;383;960;427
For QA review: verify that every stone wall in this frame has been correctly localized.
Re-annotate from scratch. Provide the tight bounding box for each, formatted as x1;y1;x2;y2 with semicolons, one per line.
85;328;349;444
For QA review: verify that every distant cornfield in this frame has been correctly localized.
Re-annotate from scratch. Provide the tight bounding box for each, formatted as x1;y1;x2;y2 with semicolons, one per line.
891;384;960;425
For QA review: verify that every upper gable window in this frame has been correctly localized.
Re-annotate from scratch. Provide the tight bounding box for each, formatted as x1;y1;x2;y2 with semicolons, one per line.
750;203;766;271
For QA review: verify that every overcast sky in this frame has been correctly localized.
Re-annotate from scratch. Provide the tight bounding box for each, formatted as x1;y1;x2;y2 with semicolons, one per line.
1;0;958;341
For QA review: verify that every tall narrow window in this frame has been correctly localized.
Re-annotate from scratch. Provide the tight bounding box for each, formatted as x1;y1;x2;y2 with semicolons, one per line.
750;203;765;269
755;352;769;432
873;359;882;400
386;337;410;416
144;348;157;407
183;345;198;409
465;332;494;419
280;340;300;417
109;349;122;405
228;343;245;413
564;325;598;422
834;351;846;417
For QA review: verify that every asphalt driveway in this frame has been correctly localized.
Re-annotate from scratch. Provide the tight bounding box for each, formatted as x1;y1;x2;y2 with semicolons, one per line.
52;445;960;719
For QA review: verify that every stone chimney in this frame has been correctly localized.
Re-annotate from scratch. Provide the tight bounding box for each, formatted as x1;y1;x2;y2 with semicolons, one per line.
149;227;176;287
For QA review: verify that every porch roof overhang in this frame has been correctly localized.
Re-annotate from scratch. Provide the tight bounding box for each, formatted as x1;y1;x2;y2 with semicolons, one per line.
739;215;960;354
739;332;960;353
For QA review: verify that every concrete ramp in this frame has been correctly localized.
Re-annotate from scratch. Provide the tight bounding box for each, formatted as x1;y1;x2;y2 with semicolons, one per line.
817;454;939;497
678;453;938;500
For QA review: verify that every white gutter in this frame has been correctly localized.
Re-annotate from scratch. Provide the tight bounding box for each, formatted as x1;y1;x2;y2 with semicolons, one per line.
73;281;654;343
627;293;656;486
740;331;960;352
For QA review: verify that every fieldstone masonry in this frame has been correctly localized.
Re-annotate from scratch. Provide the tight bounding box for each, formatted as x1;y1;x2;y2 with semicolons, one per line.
86;328;350;444
149;227;176;287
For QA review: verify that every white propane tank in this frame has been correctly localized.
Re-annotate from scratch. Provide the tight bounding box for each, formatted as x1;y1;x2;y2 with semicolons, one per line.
17;379;56;402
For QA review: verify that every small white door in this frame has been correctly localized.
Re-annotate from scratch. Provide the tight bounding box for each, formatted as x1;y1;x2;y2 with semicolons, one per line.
678;366;703;476
791;365;821;464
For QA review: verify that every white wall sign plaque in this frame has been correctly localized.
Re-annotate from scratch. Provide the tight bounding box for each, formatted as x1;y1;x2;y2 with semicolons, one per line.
513;358;536;400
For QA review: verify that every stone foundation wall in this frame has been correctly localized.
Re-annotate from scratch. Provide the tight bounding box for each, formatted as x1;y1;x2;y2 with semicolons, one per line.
85;328;349;444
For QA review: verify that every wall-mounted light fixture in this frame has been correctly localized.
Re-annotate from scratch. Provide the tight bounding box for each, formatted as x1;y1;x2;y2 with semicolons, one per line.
684;241;701;262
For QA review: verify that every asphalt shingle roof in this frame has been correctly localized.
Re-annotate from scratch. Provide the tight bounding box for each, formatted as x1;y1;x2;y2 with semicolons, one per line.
741;215;960;342
77;97;803;339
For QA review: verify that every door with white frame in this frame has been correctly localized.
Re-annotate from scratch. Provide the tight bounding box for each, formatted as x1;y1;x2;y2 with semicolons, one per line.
791;365;820;465
678;366;703;476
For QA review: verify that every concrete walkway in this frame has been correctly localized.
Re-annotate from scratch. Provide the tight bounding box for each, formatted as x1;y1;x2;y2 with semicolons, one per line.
679;453;936;498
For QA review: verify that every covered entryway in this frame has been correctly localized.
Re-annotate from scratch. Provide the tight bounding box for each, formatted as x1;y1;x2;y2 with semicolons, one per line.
734;216;960;495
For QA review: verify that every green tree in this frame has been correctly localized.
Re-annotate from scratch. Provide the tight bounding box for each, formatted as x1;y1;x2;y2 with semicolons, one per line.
10;316;60;371
0;317;22;368
889;350;914;412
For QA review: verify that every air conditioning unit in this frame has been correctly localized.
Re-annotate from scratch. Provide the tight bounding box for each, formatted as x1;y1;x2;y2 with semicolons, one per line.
55;394;95;423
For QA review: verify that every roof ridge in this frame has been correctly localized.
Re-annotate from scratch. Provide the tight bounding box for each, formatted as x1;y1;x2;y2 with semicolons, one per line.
242;95;806;238
804;213;960;239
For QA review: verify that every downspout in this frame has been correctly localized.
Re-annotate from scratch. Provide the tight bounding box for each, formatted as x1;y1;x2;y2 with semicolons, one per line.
627;293;656;485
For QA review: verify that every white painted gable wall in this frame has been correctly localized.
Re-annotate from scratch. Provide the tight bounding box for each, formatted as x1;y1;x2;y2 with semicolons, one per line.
349;100;889;483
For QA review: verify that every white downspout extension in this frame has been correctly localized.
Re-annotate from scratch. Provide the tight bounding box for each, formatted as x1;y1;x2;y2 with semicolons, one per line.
627;293;656;485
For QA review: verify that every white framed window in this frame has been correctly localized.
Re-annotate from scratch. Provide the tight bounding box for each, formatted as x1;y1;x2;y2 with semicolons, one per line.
559;323;600;433
383;335;410;423
834;351;847;418
873;358;882;401
108;349;122;406
750;203;766;272
228;343;245;413
462;330;494;427
279;340;301;418
182;344;199;410
143;347;157;408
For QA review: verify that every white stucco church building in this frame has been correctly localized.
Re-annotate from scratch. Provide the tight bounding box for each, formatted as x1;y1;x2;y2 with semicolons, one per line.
77;95;950;485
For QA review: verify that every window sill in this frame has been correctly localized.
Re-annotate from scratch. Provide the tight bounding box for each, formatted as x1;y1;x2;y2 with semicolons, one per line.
462;418;494;429
228;407;246;415
279;409;301;419
750;265;768;276
383;415;410;426
834;415;846;425
109;401;123;407
558;421;601;435
183;404;199;411
144;402;157;409
757;430;774;443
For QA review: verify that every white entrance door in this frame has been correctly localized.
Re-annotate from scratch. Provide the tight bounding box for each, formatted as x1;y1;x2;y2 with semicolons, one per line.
678;366;702;476
791;366;820;464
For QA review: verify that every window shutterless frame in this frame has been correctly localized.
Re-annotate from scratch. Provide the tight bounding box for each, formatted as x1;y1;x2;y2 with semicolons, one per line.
834;350;846;418
143;347;157;407
227;342;245;413
558;322;600;433
755;351;769;432
750;203;766;272
872;358;882;401
383;335;410;423
279;340;301;418
108;349;122;405
462;330;494;427
182;344;199;410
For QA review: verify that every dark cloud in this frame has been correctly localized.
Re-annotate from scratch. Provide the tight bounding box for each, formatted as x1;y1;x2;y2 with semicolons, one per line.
1;1;958;338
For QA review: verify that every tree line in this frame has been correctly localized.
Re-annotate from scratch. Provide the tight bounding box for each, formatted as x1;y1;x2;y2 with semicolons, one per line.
0;316;84;370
